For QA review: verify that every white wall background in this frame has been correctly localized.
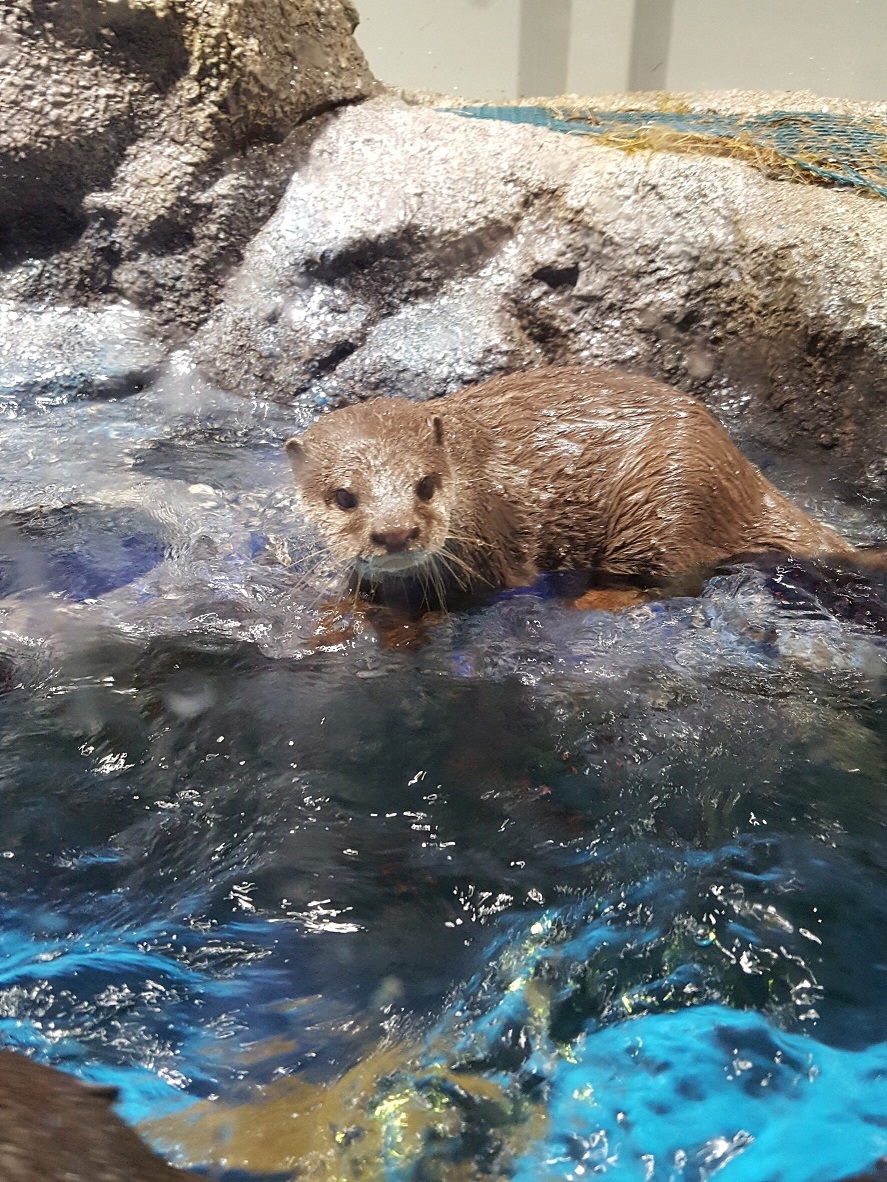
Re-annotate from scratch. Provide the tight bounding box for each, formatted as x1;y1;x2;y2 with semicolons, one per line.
354;0;887;101
354;0;522;100
667;0;887;98
567;1;636;95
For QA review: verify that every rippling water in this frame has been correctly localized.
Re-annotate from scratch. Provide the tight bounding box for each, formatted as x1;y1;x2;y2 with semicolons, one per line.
1;362;886;1179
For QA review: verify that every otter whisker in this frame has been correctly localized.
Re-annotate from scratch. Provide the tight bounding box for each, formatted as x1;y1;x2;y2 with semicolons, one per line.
428;553;447;609
292;553;347;595
427;556;452;616
289;538;343;571
443;529;491;551
289;545;334;572
297;560;357;613
294;556;341;585
436;547;479;590
434;552;469;593
420;561;436;611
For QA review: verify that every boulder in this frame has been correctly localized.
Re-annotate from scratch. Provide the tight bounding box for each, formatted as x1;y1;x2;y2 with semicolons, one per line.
0;0;374;325
193;95;887;492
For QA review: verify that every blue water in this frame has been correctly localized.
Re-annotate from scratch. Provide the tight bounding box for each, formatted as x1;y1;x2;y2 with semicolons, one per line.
401;831;887;1179
1;364;887;1178
515;1005;887;1181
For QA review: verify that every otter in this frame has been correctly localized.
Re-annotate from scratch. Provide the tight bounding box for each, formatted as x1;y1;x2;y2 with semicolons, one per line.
0;1049;184;1181
285;366;854;610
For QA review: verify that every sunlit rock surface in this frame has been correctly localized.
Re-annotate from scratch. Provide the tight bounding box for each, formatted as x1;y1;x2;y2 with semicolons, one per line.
194;94;887;491
0;0;374;324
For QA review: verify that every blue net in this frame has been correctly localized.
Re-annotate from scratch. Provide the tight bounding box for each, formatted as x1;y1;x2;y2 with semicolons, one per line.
447;105;887;199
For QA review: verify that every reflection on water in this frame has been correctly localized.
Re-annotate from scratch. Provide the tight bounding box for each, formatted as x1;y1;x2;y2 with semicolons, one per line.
1;363;887;1177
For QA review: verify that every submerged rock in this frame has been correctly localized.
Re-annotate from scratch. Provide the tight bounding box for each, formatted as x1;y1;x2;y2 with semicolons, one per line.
194;94;887;491
154;890;887;1181
840;1162;887;1181
0;503;167;601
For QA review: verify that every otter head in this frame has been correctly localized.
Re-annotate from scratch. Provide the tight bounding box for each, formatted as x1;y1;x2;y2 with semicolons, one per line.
285;399;458;579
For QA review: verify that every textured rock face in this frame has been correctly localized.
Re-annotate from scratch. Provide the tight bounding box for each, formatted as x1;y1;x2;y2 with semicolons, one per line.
193;96;887;491
0;0;373;324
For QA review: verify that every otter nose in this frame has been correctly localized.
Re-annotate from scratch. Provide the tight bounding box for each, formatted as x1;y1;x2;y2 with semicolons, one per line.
371;527;420;553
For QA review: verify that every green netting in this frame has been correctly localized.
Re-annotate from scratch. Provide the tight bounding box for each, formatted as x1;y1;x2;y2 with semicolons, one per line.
446;105;887;199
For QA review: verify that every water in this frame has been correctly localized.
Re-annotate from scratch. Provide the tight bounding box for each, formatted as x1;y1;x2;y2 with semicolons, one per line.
1;357;887;1179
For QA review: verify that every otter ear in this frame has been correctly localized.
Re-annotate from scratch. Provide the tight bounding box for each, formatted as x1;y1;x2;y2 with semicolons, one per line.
284;437;307;481
431;415;444;447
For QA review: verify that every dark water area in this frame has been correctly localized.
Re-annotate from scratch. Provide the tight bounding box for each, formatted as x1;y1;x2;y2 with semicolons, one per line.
1;368;887;1178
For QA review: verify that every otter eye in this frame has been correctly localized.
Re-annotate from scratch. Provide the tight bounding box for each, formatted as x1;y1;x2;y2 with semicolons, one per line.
332;488;358;511
416;475;438;502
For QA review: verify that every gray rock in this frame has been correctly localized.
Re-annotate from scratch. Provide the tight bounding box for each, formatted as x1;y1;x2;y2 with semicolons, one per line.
194;95;887;490
329;282;532;400
0;0;375;327
0;303;165;411
0;3;153;269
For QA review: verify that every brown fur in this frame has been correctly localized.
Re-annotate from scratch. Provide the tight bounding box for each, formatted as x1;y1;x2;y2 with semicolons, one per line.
286;366;853;607
0;1049;183;1181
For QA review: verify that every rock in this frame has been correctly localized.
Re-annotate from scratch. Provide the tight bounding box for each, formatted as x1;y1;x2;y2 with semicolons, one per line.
0;1049;184;1180
837;1161;887;1181
0;0;374;326
0;303;164;411
193;95;887;491
0;2;152;268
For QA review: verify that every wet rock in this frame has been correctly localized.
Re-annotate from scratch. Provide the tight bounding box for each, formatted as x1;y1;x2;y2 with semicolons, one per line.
0;303;164;411
0;653;18;695
0;0;374;326
761;553;887;634
194;95;887;491
838;1162;887;1182
0;1049;183;1180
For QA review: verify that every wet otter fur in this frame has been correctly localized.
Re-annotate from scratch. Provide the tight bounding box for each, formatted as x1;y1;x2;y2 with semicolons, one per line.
285;366;853;610
0;1049;183;1180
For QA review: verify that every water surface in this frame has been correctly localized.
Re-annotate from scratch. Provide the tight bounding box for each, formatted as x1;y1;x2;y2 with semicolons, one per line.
1;362;886;1179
